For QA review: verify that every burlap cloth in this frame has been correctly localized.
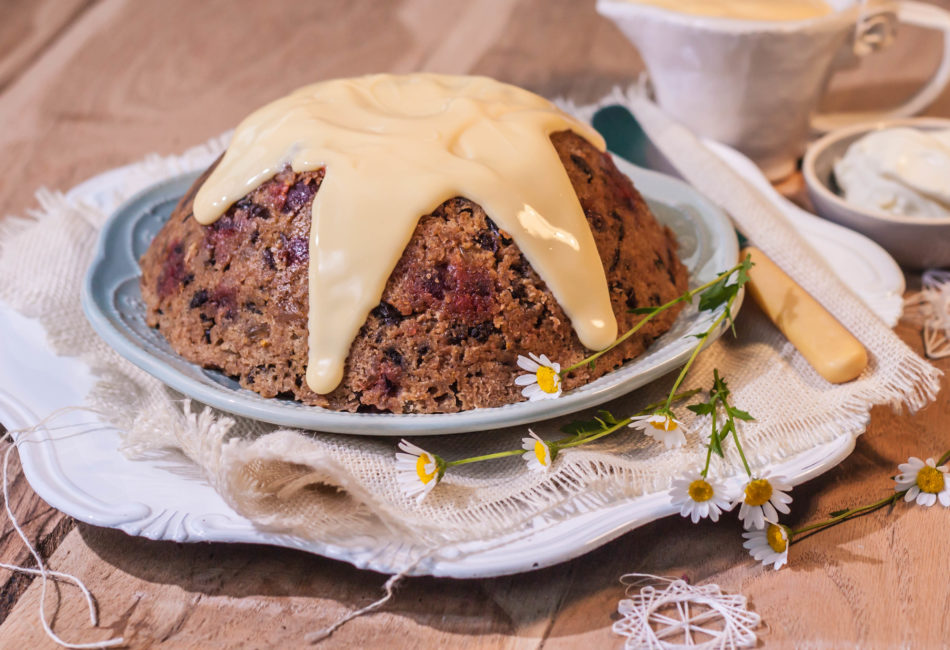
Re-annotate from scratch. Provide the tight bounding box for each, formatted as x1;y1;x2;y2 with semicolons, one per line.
0;92;940;560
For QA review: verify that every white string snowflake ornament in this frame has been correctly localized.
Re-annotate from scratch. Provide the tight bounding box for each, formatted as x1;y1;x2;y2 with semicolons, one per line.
613;574;761;650
903;270;950;360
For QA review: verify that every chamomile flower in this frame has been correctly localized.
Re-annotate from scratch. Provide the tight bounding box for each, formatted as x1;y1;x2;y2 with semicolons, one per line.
742;522;790;570
628;411;688;449
736;473;793;530
895;456;950;507
515;353;563;401
395;440;445;503
669;470;735;523
521;429;557;473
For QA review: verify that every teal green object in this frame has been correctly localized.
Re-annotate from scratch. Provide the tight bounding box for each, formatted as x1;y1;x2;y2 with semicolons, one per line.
593;104;748;249
592;105;651;167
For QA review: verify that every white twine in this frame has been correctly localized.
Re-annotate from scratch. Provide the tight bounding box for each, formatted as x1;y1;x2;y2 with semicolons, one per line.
304;557;424;644
613;573;760;650
305;531;527;643
1;408;124;649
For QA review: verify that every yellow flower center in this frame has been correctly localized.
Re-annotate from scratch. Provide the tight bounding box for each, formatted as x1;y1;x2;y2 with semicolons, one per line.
766;524;787;553
534;441;549;466
650;417;676;431
415;453;436;484
688;479;714;503
744;479;773;506
917;466;945;494
536;366;560;394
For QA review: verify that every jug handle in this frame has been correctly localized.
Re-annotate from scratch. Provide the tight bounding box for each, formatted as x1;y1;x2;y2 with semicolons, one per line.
811;0;950;133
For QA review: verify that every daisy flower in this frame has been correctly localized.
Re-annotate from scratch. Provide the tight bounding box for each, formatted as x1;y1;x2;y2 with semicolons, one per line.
628;411;688;449
895;456;950;507
515;353;562;401
669;470;735;523
395;440;445;503
742;522;790;570
521;429;557;473
736;473;793;530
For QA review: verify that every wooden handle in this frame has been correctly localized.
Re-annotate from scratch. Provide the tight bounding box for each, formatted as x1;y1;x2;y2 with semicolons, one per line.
742;247;868;384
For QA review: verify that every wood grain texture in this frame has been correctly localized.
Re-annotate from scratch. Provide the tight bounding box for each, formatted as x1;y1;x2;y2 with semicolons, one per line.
0;0;93;92
0;451;74;626
0;0;948;647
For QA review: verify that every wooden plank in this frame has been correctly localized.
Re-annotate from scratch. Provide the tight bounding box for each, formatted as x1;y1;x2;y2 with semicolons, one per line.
0;0;643;216
0;0;93;92
0;523;569;648
0;0;949;646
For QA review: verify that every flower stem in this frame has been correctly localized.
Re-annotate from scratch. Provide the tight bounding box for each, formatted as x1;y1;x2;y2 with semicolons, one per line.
443;389;704;470
701;409;716;478
730;423;753;478
446;449;524;466
789;492;904;540
559;419;630;449
785;448;950;544
642;389;701;416
560;261;745;376
559;310;663;375
559;389;701;445
663;295;733;411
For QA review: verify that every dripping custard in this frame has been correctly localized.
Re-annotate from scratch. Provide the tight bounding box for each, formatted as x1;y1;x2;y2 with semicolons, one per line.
139;74;689;414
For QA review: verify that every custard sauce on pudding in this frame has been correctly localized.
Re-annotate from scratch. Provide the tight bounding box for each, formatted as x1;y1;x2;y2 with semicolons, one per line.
194;74;617;394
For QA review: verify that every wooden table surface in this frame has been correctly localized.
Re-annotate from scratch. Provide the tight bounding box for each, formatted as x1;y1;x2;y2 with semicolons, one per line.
1;1;949;648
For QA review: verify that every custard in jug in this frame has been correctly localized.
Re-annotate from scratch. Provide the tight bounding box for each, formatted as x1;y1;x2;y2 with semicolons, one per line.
620;0;833;21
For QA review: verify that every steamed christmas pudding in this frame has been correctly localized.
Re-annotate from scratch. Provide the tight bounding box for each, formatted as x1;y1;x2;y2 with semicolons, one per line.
140;74;688;414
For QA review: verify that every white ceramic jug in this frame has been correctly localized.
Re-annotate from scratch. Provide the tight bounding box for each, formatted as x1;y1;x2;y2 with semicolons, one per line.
598;0;950;179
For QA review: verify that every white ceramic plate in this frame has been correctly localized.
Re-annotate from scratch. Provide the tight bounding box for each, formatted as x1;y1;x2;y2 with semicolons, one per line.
0;141;901;578
81;159;740;435
0;312;856;578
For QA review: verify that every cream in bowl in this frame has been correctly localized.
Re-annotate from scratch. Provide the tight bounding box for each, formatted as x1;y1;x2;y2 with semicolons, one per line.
834;127;950;219
803;118;950;269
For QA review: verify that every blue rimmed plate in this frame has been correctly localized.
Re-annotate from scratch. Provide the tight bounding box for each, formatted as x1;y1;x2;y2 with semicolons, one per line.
81;157;740;435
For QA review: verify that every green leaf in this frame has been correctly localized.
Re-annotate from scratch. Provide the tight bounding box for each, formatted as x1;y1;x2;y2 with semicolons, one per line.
712;371;730;398
698;276;738;312
726;306;739;337
829;508;849;518
560;412;615;437
588;359;597;371
628;306;658;315
687;403;715;415
727;406;754;421
560;420;599;436
708;430;724;457
736;254;754;288
719;418;735;437
598;410;620;426
688;333;708;340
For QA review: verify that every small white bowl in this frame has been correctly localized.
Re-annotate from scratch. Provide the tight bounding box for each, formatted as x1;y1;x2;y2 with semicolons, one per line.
802;117;950;269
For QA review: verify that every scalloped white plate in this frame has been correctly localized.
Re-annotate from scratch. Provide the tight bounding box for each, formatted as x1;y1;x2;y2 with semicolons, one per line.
0;138;901;578
0;327;855;578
